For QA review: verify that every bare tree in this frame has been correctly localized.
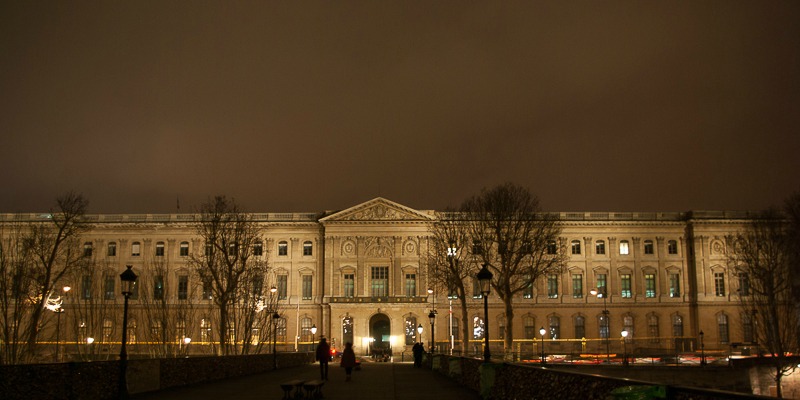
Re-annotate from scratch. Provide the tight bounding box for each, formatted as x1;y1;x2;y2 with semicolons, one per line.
427;209;477;354
0;193;88;363
461;183;565;354
727;209;799;398
188;196;268;355
68;259;118;361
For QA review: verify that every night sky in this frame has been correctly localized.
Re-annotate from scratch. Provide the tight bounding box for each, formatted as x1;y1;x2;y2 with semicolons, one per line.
2;2;798;214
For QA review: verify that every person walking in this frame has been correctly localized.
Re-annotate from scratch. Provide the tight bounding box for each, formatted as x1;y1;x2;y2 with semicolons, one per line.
315;338;331;380
412;342;424;368
340;342;357;382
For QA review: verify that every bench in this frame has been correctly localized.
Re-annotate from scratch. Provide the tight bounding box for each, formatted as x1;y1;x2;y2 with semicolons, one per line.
302;379;325;399
280;379;305;399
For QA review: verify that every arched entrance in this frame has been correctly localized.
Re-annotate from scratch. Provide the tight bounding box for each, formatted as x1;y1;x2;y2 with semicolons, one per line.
369;313;391;358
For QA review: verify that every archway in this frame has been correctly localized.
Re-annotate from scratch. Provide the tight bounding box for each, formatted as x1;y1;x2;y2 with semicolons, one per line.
369;313;391;357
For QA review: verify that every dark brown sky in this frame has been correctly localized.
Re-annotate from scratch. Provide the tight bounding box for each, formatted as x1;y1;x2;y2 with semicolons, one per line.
1;2;798;214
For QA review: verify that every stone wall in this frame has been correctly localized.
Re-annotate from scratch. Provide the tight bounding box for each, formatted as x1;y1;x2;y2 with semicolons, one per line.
0;352;313;400
434;355;770;400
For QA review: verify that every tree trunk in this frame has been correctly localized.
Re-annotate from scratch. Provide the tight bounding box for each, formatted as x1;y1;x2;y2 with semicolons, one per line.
503;296;514;355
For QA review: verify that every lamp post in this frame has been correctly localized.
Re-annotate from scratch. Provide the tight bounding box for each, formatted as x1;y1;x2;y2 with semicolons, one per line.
270;286;279;369
446;243;457;355
311;324;317;348
119;265;138;400
621;329;629;366
477;264;493;363
54;307;64;362
590;288;610;363
428;311;436;354
699;330;706;366
183;337;191;357
539;326;547;364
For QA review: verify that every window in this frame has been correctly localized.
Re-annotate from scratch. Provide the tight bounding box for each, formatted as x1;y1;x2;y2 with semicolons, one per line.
714;272;726;296
672;315;683;337
498;316;506;340
548;315;560;339
472;278;482;299
547;274;558;299
472;240;482;255
667;240;678;255
83;242;93;257
128;319;137;343
205;243;213;257
342;317;353;345
522;274;533;299
599;314;609;339
718;314;729;344
371;267;388;297
302;275;312;300
669;273;680;297
155;242;165;257
227;243;238;256
176;319;186;341
107;242;117;257
572;274;583;298
102;319;113;342
343;274;354;298
596;274;607;294
253;241;263;256
201;318;212;343
131;242;141;257
81;275;92;299
104;275;115;300
178;275;189;300
180;242;189;257
405;317;418;345
202;278;213;300
252;276;263;296
523;315;535;339
473;316;485;339
303;241;313;256
405;273;416;297
644;240;654;255
619;240;630;255
278;241;288;256
742;313;754;343
152;320;163;339
738;273;750;296
595;240;605;255
621;274;632;298
571;240;581;255
644;274;656;298
153;275;164;300
647;315;659;343
277;275;288;300
546;240;557;255
300;318;312;342
623;315;634;339
451;317;460;341
574;316;585;339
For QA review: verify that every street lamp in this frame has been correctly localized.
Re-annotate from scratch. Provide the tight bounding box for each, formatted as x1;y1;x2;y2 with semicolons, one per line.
621;329;629;366
477;264;493;363
119;265;138;400
311;324;317;346
539;327;547;364
428;311;436;354
183;337;191;357
699;330;706;366
590;287;610;363
270;286;279;369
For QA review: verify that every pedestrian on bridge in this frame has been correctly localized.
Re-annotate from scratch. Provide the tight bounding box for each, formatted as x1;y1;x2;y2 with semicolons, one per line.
315;338;330;380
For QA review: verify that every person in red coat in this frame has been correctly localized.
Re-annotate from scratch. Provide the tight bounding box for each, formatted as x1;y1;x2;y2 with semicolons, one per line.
315;338;331;380
340;342;357;382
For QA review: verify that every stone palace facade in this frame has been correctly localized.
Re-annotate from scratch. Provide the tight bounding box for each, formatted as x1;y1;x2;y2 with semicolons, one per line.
5;197;755;359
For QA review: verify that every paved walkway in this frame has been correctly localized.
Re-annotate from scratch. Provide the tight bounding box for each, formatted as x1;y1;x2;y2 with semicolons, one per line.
132;360;481;400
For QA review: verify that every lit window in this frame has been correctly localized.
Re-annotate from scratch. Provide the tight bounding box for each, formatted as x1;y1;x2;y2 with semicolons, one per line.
371;267;388;297
621;274;632;298
473;316;485;339
405;317;418;345
645;274;656;298
599;314;609;339
596;274;607;294
548;315;560;339
405;273;416;297
619;240;629;255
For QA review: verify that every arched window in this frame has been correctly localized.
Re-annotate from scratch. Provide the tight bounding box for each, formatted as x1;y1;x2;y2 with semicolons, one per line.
498;315;506;340
599;313;610;339
277;318;287;343
128;319;137;343
300;317;313;342
548;315;560;339
717;314;729;344
523;315;535;339
574;315;585;339
405;316;418;345
451;317;460;341
201;318;212;343
623;315;634;340
473;316;485;339
672;314;683;337
102;319;113;342
647;314;659;343
342;317;353;345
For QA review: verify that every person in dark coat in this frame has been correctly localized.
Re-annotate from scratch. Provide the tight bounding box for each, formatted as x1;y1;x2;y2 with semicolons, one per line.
340;342;357;382
412;342;424;367
315;338;331;380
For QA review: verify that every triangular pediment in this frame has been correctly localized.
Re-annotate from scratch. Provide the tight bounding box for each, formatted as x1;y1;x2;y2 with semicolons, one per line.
319;198;435;223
